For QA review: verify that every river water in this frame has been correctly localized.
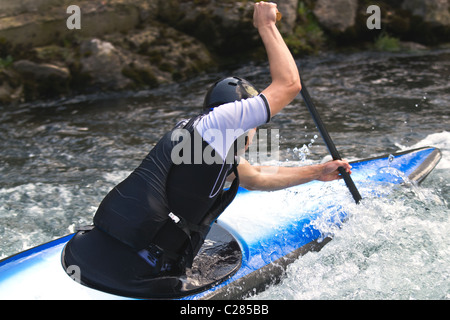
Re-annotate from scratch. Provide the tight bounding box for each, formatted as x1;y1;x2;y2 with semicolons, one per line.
0;49;449;299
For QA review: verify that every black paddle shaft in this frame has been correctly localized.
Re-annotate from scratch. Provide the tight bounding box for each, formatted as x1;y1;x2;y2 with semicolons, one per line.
300;80;362;204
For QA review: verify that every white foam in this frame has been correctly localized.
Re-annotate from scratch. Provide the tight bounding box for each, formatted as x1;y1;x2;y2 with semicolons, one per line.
103;170;132;184
252;132;450;300
396;131;450;169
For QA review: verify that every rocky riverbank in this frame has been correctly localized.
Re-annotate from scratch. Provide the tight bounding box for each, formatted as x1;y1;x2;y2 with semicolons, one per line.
1;0;449;105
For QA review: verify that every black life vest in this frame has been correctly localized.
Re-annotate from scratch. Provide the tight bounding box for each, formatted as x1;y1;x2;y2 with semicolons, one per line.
93;115;240;266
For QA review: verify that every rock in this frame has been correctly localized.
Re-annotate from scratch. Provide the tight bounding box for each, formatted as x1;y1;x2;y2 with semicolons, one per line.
313;0;358;33
159;0;258;54
399;41;428;51
0;83;14;104
402;0;450;27
13;60;70;80
0;0;144;48
0;0;69;18
78;29;213;92
125;26;160;51
122;26;214;81
276;0;299;34
12;59;70;100
103;24;214;83
0;69;22;104
79;39;133;90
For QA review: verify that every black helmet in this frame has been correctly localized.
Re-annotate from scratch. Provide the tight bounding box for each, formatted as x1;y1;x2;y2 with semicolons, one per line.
203;77;260;112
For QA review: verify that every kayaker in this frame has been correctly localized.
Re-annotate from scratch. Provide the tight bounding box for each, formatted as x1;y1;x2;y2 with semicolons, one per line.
64;2;352;288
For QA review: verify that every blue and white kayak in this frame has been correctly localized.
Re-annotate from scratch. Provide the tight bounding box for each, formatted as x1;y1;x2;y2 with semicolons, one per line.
0;146;441;300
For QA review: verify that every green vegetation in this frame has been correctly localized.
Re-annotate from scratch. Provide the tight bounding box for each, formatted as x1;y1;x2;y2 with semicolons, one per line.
374;33;400;51
284;1;325;56
0;55;13;70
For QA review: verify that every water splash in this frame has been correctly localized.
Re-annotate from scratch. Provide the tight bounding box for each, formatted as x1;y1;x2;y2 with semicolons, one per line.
388;154;395;165
253;177;449;299
288;135;319;162
252;132;450;300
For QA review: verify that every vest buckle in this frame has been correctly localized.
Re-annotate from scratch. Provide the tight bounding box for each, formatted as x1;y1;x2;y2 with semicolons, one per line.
168;212;181;224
